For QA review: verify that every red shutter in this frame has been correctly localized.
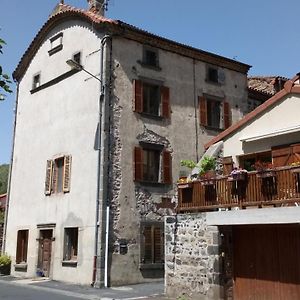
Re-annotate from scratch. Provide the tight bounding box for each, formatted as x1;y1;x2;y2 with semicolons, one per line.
199;96;207;126
223;101;230;129
163;150;172;184
161;86;170;119
272;146;291;167
292;144;300;162
63;155;72;193
45;160;53;195
133;80;143;113
134;147;143;182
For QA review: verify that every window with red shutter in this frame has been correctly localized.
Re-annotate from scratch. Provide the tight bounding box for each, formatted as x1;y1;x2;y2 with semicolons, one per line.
16;230;29;264
163;150;172;184
134;147;143;182
199;96;207;126
223;101;231;129
133;80;143;113
161;86;170;119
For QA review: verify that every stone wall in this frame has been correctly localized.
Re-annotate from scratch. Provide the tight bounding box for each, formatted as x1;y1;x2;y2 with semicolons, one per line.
165;213;222;300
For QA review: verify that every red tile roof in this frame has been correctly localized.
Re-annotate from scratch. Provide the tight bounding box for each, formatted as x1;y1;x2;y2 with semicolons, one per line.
205;73;300;149
248;76;289;95
13;3;250;81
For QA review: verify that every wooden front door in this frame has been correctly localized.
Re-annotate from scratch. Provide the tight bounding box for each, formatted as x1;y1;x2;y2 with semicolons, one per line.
37;229;53;277
233;225;300;300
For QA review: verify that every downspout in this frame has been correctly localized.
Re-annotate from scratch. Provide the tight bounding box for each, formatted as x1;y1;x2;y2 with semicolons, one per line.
2;80;19;254
92;34;111;287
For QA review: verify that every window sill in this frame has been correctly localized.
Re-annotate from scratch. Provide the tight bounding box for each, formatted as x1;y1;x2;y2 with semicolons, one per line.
202;125;224;132
62;260;78;267
139;112;164;121
137;60;161;71
205;79;221;86
139;263;164;270
14;263;27;272
48;44;63;56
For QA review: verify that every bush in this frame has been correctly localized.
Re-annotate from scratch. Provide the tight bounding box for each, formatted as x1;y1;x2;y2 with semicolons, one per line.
199;156;216;176
0;254;11;267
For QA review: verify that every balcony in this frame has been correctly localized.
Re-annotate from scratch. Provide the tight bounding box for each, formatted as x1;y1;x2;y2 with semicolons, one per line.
177;165;300;212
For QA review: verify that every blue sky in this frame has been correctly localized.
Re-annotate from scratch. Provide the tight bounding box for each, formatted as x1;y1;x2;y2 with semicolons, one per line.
1;0;300;164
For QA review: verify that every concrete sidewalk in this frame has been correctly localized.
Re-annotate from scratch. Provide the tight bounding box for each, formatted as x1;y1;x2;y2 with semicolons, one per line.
0;275;170;299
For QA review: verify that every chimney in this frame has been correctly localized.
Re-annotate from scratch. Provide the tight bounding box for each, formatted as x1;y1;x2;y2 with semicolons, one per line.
87;0;105;16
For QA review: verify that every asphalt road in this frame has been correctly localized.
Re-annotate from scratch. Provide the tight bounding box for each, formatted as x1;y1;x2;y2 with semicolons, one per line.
0;277;167;300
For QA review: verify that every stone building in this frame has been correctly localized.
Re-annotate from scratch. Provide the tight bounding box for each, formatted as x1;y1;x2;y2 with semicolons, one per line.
5;0;250;287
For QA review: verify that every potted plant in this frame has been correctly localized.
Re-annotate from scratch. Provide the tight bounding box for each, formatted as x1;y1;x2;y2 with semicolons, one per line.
253;160;275;178
0;254;11;275
228;167;247;181
199;156;217;185
178;159;197;187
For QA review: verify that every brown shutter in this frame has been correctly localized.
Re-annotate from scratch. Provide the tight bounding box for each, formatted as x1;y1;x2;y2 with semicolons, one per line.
161;86;170;119
45;160;53;195
272;145;291;167
223;101;230;129
134;147;143;182
163;150;172;184
143;226;152;263
199;96;207;126
292;144;300;162
154;227;163;263
222;156;233;175
63;155;72;193
133;80;143;113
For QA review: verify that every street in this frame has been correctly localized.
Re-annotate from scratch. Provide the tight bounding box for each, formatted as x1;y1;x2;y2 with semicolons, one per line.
0;277;167;300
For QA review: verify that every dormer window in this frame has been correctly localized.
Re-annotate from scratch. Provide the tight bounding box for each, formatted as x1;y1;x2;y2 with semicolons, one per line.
138;46;161;70
48;32;63;56
32;74;41;90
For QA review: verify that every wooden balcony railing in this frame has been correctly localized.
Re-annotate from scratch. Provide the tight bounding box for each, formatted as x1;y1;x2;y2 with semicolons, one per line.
177;166;300;212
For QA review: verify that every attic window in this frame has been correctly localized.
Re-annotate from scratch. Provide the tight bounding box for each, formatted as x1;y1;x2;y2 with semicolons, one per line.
138;47;161;70
48;32;63;56
207;66;219;83
32;74;41;90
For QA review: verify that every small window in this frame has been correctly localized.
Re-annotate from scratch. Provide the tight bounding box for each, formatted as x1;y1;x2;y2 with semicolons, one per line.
48;32;63;56
134;145;172;184
133;80;170;119
141;223;164;264
63;227;78;261
32;74;40;90
73;52;81;65
143;48;159;67
199;96;230;129
207;66;219;83
16;230;29;264
45;155;72;195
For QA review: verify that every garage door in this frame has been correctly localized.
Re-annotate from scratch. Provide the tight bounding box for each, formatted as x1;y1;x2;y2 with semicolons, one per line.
233;225;300;300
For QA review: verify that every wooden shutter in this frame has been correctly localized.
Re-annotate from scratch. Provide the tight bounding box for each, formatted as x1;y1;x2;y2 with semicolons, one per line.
272;145;292;167
292;144;300;162
223;101;230;129
154;227;163;263
199;96;207;126
143;226;152;263
63;155;72;193
45;160;53;195
133;80;143;113
134;147;143;182
222;156;233;175
161;86;170;119
163;150;172;184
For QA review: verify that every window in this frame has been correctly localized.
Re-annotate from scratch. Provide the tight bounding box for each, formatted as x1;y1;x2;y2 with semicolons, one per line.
32;74;41;90
16;230;29;264
48;32;63;56
141;223;164;265
45;155;72;195
73;52;81;65
199;96;230;129
134;144;172;184
133;80;170;118
143;47;159;67
63;227;78;261
207;66;219;83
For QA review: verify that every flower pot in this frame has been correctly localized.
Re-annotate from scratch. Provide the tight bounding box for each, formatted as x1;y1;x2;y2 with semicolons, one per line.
0;264;11;275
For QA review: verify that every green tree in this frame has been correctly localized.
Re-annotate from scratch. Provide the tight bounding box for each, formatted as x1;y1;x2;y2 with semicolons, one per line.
0;38;12;100
0;164;9;194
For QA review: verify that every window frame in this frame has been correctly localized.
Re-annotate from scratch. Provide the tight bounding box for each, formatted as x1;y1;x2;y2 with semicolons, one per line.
45;155;72;196
32;73;41;90
140;222;164;267
142;46;160;68
48;32;63;56
63;227;78;262
133;79;170;119
16;229;29;264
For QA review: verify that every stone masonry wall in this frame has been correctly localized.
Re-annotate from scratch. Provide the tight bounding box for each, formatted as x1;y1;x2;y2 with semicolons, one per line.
165;213;222;300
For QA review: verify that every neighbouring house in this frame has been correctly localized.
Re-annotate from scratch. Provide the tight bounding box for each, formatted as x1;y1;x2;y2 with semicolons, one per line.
0;193;7;253
5;0;251;287
166;73;300;299
247;75;288;111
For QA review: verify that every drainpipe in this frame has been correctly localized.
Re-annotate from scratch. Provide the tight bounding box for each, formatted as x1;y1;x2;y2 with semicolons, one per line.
92;34;111;287
2;80;19;254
